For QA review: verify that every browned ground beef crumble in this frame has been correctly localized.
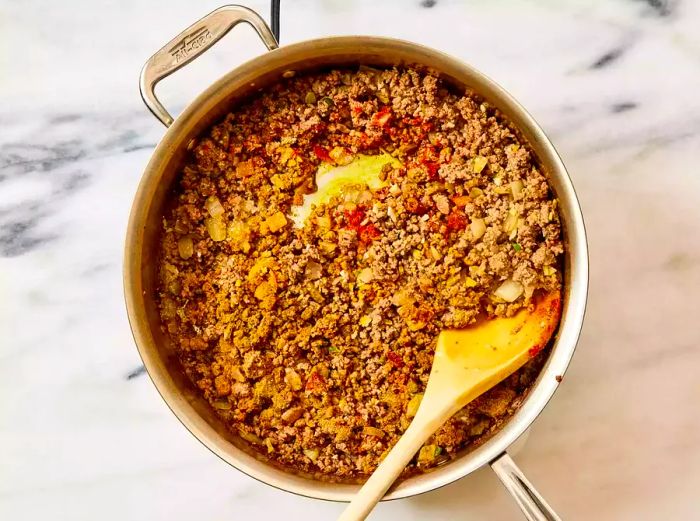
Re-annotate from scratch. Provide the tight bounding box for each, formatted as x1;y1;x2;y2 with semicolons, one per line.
157;66;563;479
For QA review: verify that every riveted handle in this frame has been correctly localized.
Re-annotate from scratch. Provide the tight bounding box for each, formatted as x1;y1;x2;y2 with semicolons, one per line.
490;452;562;521
139;4;278;127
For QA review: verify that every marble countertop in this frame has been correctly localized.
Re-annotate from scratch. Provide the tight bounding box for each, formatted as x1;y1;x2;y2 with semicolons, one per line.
2;0;699;519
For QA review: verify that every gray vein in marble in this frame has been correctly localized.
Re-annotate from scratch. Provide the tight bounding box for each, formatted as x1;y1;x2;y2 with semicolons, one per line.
0;111;159;257
0;219;56;257
611;101;638;113
123;143;158;153
81;262;113;277
542;102;700;158
48;113;82;124
0;142;86;176
589;46;627;70
125;365;147;380
633;0;675;17
0;166;90;256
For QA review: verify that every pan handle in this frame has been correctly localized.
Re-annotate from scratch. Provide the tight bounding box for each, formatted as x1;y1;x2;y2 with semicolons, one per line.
490;452;562;521
139;4;278;127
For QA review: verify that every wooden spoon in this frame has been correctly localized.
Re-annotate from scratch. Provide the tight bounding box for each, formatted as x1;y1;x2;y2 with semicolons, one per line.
338;291;562;521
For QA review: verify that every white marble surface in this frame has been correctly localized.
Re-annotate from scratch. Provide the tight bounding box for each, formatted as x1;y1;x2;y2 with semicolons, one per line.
1;0;699;519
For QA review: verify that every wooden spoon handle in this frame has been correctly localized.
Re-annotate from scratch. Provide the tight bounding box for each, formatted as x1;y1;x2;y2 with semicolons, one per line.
337;417;438;521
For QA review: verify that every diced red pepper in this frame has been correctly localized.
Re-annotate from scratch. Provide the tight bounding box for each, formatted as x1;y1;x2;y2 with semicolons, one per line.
357;131;382;150
342;206;381;243
313;144;332;162
364;288;377;301
423;161;440;180
405;198;429;215
344;207;366;229
528;344;545;357
308;122;327;136
446;211;468;231
305;371;326;392
402;116;423;126
359;223;381;243
386;351;405;368
370;107;392;128
417;144;438;162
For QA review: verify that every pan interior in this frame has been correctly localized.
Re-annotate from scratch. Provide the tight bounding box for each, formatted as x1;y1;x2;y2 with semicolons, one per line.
125;36;587;501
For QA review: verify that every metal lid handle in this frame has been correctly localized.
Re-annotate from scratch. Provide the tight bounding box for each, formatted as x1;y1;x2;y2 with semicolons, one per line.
139;4;278;127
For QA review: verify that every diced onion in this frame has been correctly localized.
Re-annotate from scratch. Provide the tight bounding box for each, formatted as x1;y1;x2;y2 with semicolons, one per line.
205;195;225;218
205;217;226;242
161;299;177;319
363;426;385;438
406;393;423;418
343;189;361;203
391;289;414;307
239;430;262;445
281;407;304;424
358;190;374;204
177;236;194;259
503;211;518;233
472;156;488;173
494;279;524;302
329;146;353;165
304;448;319;461
284;369;303;391
510;180;524;197
357;267;374;284
417;444;440;463
173;219;189;234
470;218;486;239
227;220;250;241
305;261;323;280
377;91;390;104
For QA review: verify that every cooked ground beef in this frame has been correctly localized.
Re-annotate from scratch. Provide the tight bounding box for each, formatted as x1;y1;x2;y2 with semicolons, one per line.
156;66;563;479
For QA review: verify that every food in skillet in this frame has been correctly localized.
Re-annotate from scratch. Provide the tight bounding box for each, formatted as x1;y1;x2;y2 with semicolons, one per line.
156;66;563;478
